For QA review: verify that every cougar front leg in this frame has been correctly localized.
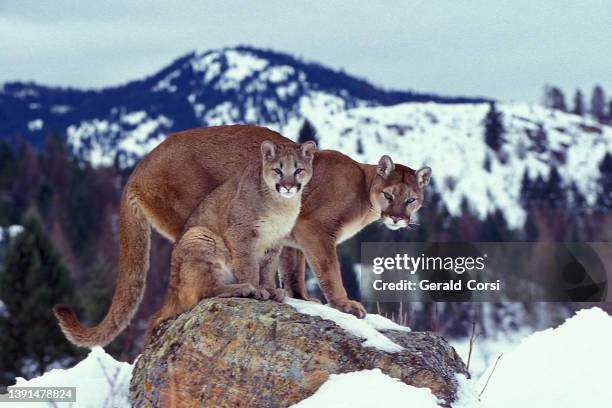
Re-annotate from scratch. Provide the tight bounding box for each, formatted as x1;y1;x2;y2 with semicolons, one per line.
279;247;320;303
294;222;366;318
227;238;270;301
259;246;286;302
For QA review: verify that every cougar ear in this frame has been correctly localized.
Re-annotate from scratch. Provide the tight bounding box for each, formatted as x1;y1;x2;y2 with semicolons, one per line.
416;166;432;188
377;155;394;178
261;141;277;161
300;141;317;161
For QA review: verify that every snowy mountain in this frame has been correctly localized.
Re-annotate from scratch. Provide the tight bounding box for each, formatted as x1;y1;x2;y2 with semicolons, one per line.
0;46;484;157
0;46;610;227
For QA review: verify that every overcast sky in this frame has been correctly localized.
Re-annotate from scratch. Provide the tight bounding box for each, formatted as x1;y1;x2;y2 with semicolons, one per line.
1;1;611;102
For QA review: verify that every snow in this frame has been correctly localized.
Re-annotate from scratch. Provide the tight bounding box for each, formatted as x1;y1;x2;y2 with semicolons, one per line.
0;300;8;318
451;330;527;379
290;369;440;408
51;105;72;114
0;224;24;243
121;110;147;126
27;119;43;131
6;347;132;408
284;298;408;352
67;113;172;167
477;307;612;408
152;70;180;93
216;50;268;91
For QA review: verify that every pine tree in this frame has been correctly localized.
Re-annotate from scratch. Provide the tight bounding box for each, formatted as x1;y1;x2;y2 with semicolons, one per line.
484;102;504;151
356;138;364;155
478;210;512;242
523;211;539;241
519;171;532;208
572;89;584;116
298;119;318;145
543;167;565;209
543;85;567;111
596;152;612;211
0;141;17;225
0;211;83;387
590;85;606;121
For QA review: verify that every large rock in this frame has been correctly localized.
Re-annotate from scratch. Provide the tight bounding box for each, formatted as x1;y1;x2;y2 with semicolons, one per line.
130;298;467;407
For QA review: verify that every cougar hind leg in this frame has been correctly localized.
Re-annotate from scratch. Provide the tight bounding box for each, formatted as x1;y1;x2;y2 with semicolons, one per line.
144;227;227;344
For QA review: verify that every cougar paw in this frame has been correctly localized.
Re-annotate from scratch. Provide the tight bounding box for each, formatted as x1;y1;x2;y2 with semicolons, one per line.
217;284;257;298
251;287;271;301
265;288;286;302
330;299;367;319
296;294;322;303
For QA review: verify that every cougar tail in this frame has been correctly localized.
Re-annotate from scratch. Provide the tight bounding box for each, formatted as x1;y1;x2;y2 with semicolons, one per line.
53;188;151;347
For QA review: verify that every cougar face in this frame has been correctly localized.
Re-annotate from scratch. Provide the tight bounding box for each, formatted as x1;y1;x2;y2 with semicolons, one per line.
261;141;316;199
370;155;432;230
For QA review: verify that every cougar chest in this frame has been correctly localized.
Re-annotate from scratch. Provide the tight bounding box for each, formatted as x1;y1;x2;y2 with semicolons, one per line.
337;207;379;244
254;202;300;253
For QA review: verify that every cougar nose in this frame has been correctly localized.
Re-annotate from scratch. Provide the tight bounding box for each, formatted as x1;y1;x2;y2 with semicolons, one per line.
390;216;402;223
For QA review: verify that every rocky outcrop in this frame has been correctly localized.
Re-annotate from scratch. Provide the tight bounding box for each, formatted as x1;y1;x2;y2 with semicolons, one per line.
129;298;467;407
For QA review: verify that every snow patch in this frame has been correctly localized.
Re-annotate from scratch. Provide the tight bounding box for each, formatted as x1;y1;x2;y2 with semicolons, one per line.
479;307;612;408
284;298;408;352
216;50;268;91
27;119;43;131
0;224;24;243
152;69;180;93
6;347;132;408
290;369;440;408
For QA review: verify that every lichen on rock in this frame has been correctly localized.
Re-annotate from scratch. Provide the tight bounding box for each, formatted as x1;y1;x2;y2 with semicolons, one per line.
129;298;467;407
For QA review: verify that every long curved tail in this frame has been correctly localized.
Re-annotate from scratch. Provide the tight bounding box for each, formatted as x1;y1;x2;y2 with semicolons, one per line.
53;188;151;347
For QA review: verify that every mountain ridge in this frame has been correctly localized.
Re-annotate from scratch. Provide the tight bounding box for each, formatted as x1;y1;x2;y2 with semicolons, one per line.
0;46;489;151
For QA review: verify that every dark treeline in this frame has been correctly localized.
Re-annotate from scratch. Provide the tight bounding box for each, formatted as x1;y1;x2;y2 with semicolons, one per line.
0;135;172;388
543;84;612;123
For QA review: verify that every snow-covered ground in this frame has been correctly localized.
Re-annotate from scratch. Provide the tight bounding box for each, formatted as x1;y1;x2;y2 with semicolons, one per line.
285;298;410;352
451;329;530;380
291;369;441;408
477;307;612;408
4;305;611;407
5;347;132;408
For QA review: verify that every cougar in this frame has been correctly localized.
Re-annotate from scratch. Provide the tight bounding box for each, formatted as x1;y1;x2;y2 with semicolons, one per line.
142;140;315;343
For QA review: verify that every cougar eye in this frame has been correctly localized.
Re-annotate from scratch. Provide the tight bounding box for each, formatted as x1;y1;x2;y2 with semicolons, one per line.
383;192;393;201
273;168;283;176
294;168;303;175
406;197;416;205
